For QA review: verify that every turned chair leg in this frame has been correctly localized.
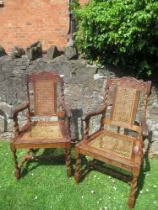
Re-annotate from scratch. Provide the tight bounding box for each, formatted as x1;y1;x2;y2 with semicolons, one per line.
75;151;80;183
128;174;139;209
65;148;72;178
10;144;20;179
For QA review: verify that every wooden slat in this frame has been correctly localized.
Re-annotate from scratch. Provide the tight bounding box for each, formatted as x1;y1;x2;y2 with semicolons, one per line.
103;118;141;133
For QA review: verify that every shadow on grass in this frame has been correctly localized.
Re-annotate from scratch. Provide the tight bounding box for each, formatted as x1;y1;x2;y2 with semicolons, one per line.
20;148;76;178
79;158;132;184
135;131;153;201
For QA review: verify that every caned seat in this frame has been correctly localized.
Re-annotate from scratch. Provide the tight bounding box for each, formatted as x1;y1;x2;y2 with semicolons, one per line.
75;76;151;209
13;121;69;144
10;72;72;179
80;130;134;159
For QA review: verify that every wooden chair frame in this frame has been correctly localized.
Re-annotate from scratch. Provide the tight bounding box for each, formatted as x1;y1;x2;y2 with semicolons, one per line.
75;76;151;209
10;72;72;179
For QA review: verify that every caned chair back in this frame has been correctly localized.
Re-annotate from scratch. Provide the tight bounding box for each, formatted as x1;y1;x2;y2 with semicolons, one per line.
26;72;64;116
103;77;151;132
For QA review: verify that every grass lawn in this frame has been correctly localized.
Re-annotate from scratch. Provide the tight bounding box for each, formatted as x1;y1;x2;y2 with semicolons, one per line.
0;142;158;210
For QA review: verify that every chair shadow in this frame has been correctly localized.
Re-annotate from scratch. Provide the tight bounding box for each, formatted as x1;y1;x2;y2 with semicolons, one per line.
79;158;132;184
0;109;8;132
135;131;153;200
20;148;76;178
70;108;83;144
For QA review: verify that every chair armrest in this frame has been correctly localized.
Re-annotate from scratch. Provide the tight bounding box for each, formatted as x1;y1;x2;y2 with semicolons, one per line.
10;101;29;119
82;104;107;121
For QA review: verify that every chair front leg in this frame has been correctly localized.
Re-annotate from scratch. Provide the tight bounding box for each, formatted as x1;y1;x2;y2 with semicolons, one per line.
74;149;80;183
10;144;20;179
128;169;139;209
65;148;72;178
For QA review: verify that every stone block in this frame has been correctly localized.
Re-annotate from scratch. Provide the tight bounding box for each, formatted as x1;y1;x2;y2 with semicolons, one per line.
0;45;7;57
47;45;60;60
26;41;42;60
64;46;77;60
10;46;25;59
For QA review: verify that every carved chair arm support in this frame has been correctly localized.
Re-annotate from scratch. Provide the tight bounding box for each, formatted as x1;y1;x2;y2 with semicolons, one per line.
82;104;107;139
134;139;144;165
141;121;149;137
63;104;72;119
82;104;107;122
10;101;29;136
62;103;72;137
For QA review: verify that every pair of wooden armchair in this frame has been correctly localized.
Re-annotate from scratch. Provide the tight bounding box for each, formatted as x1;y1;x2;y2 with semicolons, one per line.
10;72;151;209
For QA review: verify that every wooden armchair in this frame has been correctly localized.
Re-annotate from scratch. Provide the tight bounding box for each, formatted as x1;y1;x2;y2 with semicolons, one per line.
75;77;151;209
10;72;72;179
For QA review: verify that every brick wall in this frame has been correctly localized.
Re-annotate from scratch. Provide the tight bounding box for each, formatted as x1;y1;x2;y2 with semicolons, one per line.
0;0;88;52
0;0;68;52
80;0;89;6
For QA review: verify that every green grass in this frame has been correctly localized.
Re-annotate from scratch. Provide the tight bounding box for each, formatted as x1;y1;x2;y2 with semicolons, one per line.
0;142;158;210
